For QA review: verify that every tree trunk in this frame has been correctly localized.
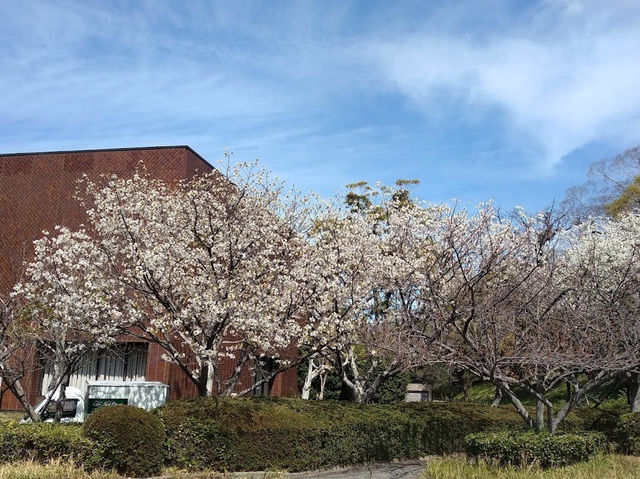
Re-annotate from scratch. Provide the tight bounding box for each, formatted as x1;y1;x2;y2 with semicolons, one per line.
337;347;365;402
550;376;600;433
629;373;640;412
197;361;210;397
54;375;69;423
301;359;315;400
535;396;545;432
318;370;328;400
497;381;535;429
491;386;502;407
342;378;365;402
3;377;40;421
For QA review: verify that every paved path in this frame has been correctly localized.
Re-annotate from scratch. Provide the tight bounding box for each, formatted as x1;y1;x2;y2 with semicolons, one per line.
288;461;427;479
229;460;429;479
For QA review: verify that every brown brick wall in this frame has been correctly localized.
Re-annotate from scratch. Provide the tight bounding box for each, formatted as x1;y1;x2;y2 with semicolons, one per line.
0;147;196;293
0;146;298;410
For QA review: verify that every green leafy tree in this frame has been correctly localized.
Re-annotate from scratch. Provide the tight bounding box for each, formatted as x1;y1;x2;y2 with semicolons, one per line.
606;173;640;217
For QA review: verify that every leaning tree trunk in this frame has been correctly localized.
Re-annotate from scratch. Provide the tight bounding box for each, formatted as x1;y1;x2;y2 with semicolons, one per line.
53;374;70;423
629;372;640;412
491;386;502;407
1;375;40;421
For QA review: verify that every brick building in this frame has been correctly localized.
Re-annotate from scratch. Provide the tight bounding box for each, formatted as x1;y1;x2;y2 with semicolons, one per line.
0;146;298;411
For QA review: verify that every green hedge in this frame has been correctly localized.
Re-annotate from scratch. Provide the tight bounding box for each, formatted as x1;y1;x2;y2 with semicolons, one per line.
0;422;98;465
156;397;530;471
564;404;626;442
615;412;640;454
0;399;627;473
84;405;166;478
465;430;607;468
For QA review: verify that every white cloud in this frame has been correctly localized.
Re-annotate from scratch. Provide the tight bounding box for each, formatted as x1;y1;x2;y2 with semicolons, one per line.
359;0;640;167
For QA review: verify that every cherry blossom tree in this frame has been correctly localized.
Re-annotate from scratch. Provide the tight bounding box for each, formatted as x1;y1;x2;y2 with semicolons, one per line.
0;287;40;420
16;228;130;419
75;159;325;397
302;183;445;402
428;205;569;430
561;213;640;413
420;203;640;432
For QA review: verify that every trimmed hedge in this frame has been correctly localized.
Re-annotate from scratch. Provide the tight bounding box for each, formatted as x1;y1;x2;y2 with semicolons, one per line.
616;412;640;454
465;430;607;468
157;397;530;471
84;405;165;477
0;399;627;474
0;421;97;465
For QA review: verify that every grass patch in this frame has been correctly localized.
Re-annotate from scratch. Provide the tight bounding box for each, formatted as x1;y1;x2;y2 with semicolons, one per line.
457;380;628;408
0;460;116;479
0;462;278;479
422;455;640;479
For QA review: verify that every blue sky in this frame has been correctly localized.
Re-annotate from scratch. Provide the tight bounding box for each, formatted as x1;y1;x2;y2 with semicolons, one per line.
1;0;640;211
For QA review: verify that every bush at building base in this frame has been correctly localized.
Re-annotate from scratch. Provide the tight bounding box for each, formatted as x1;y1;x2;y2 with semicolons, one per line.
83;405;165;478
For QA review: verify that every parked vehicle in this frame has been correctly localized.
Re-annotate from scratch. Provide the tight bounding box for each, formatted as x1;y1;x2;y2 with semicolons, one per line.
22;380;169;423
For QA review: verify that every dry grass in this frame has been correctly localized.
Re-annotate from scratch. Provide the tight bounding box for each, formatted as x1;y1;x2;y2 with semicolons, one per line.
5;455;639;479
0;462;284;479
0;460;117;479
421;455;640;479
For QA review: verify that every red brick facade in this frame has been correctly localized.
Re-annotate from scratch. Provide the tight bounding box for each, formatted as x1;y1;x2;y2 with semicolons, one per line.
0;146;297;410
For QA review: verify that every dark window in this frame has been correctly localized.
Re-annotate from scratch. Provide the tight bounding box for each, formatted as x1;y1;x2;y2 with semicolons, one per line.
43;399;78;419
252;357;276;396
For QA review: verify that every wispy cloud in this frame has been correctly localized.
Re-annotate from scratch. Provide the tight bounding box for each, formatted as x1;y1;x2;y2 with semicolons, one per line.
358;0;640;167
1;0;639;210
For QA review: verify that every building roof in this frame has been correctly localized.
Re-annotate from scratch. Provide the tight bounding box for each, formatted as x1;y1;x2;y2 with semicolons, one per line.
0;145;214;171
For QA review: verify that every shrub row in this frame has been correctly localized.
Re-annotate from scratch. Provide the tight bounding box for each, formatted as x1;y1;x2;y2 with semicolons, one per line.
616;412;640;454
0;421;97;465
465;430;607;468
0;399;632;475
156;398;530;471
0;407;165;478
